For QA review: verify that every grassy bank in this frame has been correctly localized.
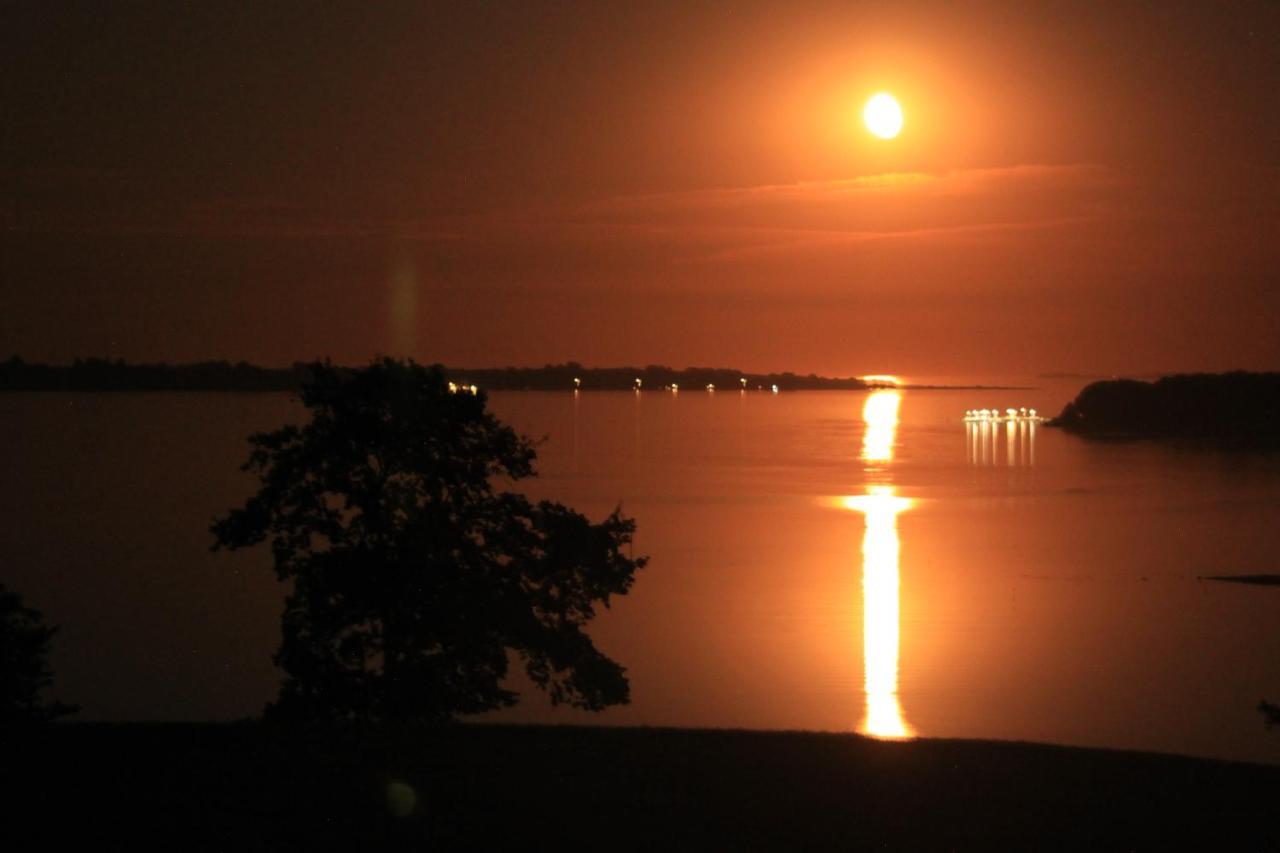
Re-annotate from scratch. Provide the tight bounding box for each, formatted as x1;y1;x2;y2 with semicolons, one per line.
4;723;1278;850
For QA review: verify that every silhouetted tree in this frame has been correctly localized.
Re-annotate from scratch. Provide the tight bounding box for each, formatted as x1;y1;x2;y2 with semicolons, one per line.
0;583;77;723
212;359;645;723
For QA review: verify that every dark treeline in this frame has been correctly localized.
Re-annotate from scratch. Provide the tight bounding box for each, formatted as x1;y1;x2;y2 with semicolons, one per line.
0;357;870;392
448;362;869;391
1049;371;1280;444
0;357;309;392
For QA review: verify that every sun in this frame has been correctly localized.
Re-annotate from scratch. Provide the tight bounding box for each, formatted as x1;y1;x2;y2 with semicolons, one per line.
863;93;903;140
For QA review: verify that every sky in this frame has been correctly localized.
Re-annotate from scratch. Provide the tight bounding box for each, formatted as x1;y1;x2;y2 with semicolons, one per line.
4;0;1278;379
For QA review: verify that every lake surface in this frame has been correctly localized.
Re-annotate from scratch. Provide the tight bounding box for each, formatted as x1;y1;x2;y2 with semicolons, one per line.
3;385;1279;764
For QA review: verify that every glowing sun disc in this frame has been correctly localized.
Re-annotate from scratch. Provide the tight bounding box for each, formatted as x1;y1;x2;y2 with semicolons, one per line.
863;93;903;139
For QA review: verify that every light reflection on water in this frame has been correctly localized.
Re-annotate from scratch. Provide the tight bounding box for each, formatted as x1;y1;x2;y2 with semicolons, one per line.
850;389;914;738
861;390;901;464
5;387;1280;764
845;487;914;739
967;418;1036;466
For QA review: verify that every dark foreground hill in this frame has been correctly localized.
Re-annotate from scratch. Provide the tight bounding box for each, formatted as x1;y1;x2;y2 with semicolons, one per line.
1049;371;1280;445
4;723;1277;850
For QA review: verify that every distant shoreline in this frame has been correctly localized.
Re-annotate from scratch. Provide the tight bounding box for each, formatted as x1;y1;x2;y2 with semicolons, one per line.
1200;574;1280;586
0;357;1030;393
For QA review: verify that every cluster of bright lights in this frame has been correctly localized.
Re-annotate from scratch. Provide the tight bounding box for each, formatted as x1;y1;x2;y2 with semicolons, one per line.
645;380;778;393
963;407;1040;423
446;381;478;395
622;376;774;393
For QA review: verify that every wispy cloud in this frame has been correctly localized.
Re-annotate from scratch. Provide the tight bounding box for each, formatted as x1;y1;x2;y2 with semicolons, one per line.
582;165;1112;216
681;215;1098;263
5;163;1120;262
424;163;1122;265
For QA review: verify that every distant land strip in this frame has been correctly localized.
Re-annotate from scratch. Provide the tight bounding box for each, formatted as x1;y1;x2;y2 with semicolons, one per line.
1199;574;1280;586
0;357;1025;393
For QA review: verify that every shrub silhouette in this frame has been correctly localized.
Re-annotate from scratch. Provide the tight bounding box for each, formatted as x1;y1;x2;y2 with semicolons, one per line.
212;359;646;723
0;583;77;723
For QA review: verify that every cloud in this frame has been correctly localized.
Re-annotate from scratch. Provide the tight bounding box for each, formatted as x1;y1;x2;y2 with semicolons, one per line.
583;164;1112;217
419;163;1121;267
9;161;1207;278
679;215;1098;263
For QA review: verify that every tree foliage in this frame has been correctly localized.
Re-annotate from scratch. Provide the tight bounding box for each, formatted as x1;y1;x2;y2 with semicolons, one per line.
212;359;645;723
0;583;77;723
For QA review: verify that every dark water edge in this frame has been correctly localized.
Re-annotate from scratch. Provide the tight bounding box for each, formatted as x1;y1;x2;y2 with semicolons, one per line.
5;723;1278;850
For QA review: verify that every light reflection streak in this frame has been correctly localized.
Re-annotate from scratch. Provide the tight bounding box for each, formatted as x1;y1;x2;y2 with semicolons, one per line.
861;390;902;463
843;487;914;739
964;417;1038;467
633;386;641;457
850;385;913;738
572;387;580;474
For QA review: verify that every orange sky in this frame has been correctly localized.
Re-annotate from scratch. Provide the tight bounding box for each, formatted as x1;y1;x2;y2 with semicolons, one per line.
4;1;1278;377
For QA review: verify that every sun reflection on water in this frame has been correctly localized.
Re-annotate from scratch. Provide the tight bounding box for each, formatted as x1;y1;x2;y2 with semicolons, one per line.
846;386;913;738
844;487;915;739
861;390;902;463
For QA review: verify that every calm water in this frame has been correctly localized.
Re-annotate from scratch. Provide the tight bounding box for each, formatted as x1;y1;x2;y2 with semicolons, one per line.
3;386;1279;764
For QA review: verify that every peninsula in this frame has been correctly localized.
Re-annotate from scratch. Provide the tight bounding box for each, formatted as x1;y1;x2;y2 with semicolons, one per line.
1048;371;1280;445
